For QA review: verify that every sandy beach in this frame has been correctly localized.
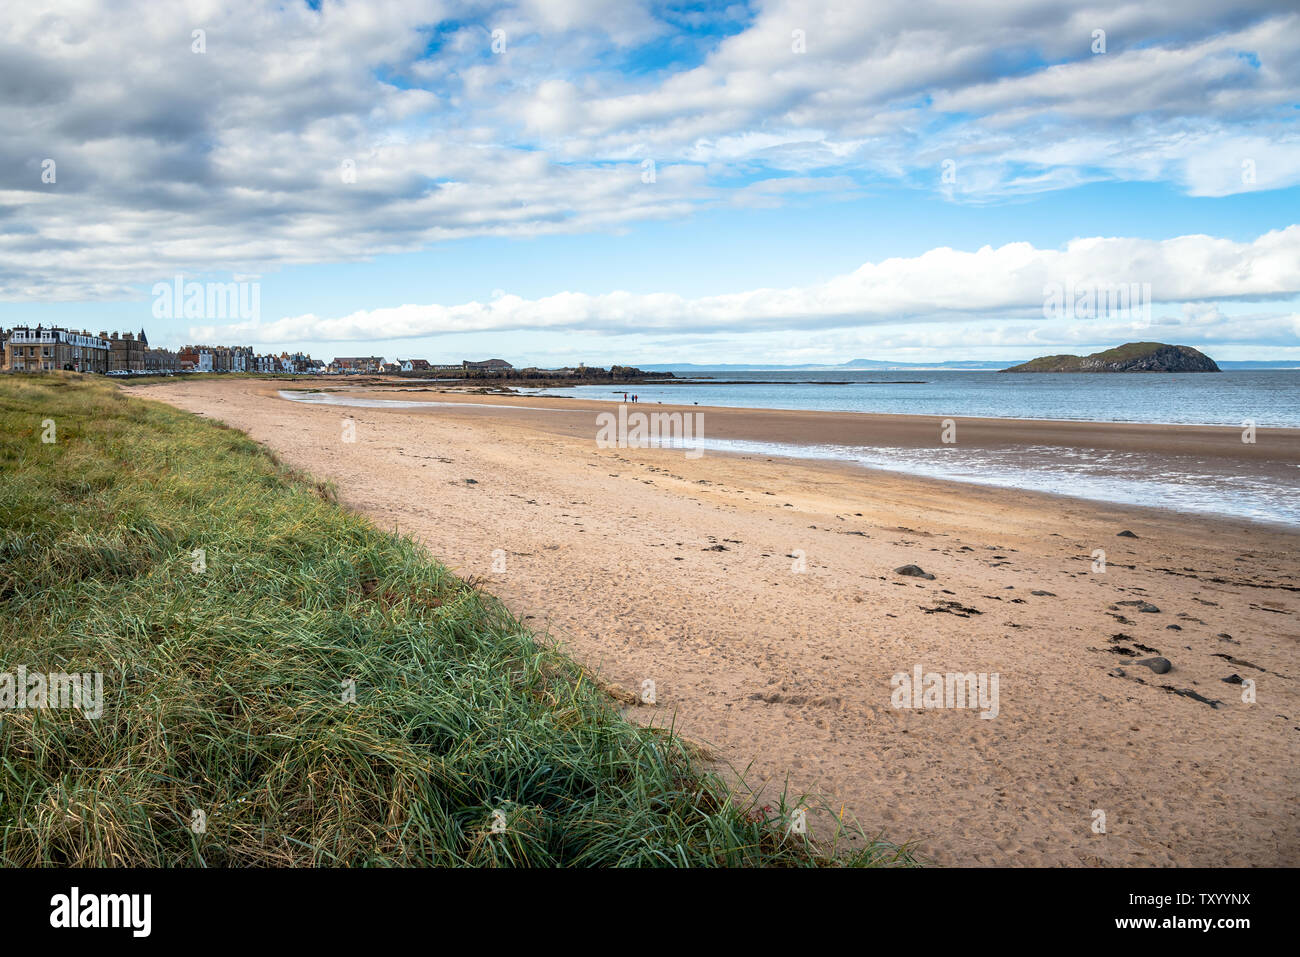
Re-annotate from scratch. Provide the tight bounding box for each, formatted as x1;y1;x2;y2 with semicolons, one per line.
133;377;1300;866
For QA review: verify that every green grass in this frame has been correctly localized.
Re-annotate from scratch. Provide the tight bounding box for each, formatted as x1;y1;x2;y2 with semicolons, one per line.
0;372;914;867
120;371;306;386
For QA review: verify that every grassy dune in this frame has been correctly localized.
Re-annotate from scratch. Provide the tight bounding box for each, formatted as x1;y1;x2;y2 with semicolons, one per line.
0;373;911;867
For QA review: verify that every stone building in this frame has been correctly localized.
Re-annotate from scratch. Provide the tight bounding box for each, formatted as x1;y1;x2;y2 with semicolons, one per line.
109;329;148;373
145;346;179;372
3;325;110;373
331;356;385;373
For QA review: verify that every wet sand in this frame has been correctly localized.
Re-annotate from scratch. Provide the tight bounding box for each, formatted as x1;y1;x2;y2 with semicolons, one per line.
283;380;1300;467
133;377;1300;866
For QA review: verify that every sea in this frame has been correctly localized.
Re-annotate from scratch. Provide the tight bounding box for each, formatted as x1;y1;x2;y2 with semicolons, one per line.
524;369;1300;427
526;369;1300;527
284;369;1300;526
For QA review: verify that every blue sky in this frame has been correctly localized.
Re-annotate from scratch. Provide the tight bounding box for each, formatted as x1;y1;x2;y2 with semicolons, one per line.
2;1;1298;364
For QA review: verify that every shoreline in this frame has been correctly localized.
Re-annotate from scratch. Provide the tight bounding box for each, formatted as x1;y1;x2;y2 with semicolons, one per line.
4;373;893;867
279;381;1300;453
278;383;1300;528
135;376;1300;866
523;388;1300;431
137;370;1300;428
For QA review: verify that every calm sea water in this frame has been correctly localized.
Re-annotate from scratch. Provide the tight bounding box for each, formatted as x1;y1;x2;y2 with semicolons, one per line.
283;370;1300;525
525;369;1300;427
529;370;1300;526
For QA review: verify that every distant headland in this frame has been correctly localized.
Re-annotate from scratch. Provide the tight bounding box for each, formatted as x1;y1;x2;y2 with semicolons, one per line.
1000;342;1221;373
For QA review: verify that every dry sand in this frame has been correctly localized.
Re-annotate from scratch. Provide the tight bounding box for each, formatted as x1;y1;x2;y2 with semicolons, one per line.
133;377;1300;866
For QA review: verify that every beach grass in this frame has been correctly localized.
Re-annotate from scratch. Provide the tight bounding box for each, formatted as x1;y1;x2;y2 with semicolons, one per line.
113;371;305;385
0;372;914;867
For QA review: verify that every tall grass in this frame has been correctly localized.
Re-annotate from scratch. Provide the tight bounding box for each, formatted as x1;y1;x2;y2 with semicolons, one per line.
0;373;914;867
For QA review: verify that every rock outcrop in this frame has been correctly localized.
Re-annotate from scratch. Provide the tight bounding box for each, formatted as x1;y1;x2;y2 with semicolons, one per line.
1001;342;1221;373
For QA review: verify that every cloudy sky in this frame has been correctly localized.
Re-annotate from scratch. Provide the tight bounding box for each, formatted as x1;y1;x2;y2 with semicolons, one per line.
2;0;1298;364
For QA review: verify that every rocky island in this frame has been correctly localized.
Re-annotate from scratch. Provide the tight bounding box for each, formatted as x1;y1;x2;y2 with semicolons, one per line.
1000;342;1221;373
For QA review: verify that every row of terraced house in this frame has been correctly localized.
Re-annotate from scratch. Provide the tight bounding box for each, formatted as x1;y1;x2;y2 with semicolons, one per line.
1;326;324;375
1;326;160;374
327;357;514;374
1;325;514;377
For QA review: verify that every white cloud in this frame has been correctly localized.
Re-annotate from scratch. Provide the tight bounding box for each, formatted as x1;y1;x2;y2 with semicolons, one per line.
509;1;1300;198
1;0;1297;301
193;226;1300;343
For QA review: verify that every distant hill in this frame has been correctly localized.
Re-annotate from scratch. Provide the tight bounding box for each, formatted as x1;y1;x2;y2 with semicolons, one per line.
1217;361;1300;369
1000;342;1221;374
838;358;1006;370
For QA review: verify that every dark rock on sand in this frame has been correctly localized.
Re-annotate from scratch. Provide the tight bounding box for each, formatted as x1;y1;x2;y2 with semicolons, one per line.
1118;600;1160;613
1117;530;1139;538
895;564;935;580
1030;589;1056;597
1136;656;1173;674
1222;674;1244;685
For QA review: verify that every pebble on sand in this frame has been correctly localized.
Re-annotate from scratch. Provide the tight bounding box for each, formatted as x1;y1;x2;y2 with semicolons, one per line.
1136;656;1173;674
895;564;935;580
